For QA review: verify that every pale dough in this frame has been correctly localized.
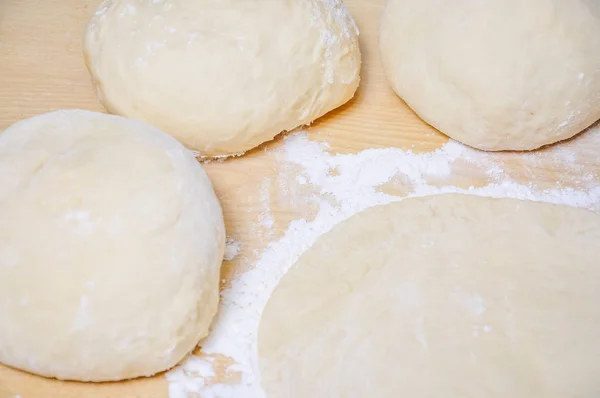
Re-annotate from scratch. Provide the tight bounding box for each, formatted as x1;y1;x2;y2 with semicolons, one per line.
0;110;225;381
83;0;361;157
259;194;600;397
379;0;600;151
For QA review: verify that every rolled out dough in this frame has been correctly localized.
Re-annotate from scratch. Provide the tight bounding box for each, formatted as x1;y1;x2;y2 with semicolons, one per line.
258;194;600;397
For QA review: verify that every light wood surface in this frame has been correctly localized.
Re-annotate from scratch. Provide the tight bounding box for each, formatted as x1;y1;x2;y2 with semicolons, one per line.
1;1;599;397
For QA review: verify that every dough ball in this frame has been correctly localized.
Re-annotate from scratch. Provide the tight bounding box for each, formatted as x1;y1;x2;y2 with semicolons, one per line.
0;110;225;382
380;0;600;151
259;194;600;397
83;0;361;157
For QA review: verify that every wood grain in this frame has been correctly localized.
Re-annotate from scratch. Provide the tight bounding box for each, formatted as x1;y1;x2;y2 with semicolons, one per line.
1;0;599;397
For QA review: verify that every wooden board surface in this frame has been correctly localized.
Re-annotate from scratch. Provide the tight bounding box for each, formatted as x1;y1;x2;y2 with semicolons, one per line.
1;1;599;397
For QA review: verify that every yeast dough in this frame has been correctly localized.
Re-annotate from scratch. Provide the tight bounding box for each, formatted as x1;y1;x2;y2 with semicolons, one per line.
258;194;600;397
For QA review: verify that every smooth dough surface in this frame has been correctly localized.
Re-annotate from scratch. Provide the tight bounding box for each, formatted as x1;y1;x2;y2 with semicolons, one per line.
259;194;600;397
380;0;600;151
0;110;225;381
84;0;361;157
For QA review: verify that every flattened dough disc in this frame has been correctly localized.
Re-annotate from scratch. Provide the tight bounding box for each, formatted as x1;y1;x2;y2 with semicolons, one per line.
258;194;600;397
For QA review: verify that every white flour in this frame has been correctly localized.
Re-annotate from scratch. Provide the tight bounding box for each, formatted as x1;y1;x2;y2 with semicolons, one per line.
167;125;600;398
224;239;241;262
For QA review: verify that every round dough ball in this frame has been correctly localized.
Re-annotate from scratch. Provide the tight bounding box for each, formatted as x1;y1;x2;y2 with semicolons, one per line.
0;110;225;382
380;0;600;151
83;0;361;157
259;194;600;397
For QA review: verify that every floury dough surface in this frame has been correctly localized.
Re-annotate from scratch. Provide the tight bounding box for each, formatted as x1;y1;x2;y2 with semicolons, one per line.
84;0;361;157
258;194;600;397
0;110;225;381
380;0;600;151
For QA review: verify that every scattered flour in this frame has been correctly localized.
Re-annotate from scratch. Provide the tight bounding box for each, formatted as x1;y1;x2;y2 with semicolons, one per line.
224;239;241;262
258;179;274;231
168;356;215;394
167;125;600;398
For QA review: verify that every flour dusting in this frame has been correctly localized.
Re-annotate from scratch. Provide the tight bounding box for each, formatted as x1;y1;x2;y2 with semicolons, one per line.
167;125;600;398
224;239;241;262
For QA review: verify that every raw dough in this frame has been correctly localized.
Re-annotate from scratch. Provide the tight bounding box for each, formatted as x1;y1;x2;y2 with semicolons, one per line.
379;0;600;151
84;0;361;157
259;194;600;397
0;110;225;381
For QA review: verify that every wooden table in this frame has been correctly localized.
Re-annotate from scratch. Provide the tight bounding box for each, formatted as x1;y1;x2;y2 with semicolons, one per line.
1;1;599;397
